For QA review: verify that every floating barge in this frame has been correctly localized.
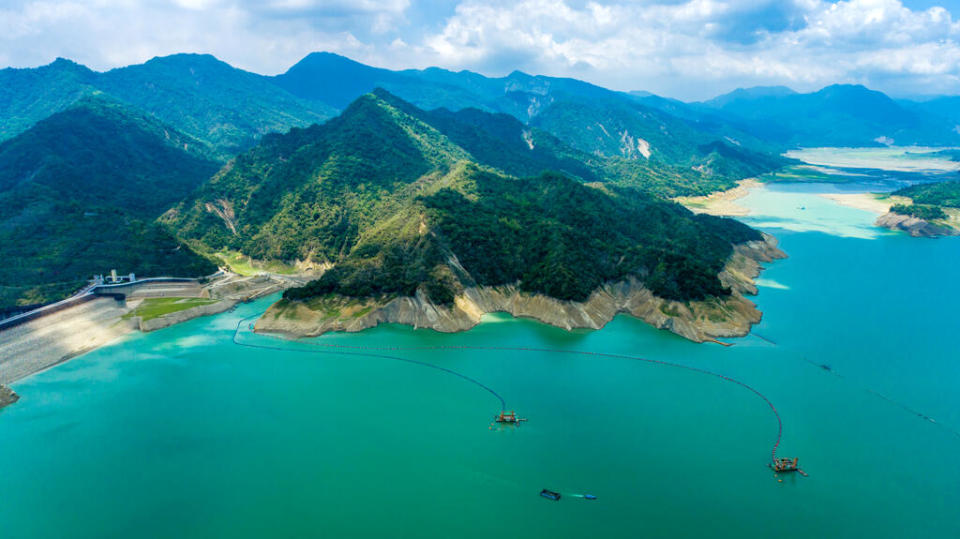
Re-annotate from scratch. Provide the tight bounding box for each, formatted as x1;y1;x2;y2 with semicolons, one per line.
770;457;808;477
494;410;527;424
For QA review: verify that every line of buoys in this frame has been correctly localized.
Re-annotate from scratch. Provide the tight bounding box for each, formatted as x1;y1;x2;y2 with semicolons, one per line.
232;315;506;410
232;313;786;465
752;332;959;440
752;333;777;346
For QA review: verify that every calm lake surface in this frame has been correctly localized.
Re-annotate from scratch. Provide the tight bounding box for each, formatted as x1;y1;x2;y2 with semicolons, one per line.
3;181;959;538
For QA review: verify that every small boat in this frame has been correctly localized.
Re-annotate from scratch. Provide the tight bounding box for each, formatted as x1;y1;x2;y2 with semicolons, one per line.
540;489;561;501
583;494;597;500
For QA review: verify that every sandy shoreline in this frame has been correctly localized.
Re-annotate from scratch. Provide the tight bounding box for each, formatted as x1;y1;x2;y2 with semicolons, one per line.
675;179;760;216
818;192;899;214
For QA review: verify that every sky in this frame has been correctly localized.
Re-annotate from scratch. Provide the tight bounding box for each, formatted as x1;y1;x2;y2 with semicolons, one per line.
2;0;960;100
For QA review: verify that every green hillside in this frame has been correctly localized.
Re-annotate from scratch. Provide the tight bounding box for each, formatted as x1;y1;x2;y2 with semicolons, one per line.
97;54;335;155
0;55;334;156
0;97;219;309
0;58;98;142
3;53;784;193
275;53;787;191
889;180;960;220
529;100;789;197
894;181;960;209
167;90;763;307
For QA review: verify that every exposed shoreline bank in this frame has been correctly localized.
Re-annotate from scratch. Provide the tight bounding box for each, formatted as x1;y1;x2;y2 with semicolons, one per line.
818;192;895;214
674;178;760;216
256;234;786;344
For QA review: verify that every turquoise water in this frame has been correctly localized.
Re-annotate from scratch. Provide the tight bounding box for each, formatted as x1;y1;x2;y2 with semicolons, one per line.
3;182;960;538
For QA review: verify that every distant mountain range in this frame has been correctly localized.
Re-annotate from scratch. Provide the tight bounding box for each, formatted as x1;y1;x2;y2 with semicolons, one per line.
4;50;959;310
634;84;960;148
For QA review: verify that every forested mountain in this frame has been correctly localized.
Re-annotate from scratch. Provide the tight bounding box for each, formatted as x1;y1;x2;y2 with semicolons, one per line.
165;90;763;307
0;54;333;155
272;53;787;193
2;52;788;187
694;84;960;147
272;51;614;120
0;58;98;142
0;53;791;312
96;54;335;155
529;99;787;189
0;96;218;309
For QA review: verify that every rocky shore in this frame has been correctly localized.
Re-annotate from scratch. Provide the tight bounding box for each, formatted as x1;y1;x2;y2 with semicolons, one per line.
0;384;19;409
256;234;787;343
875;211;960;237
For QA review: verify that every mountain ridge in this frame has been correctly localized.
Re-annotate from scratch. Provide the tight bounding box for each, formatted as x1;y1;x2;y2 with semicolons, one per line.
166;90;769;315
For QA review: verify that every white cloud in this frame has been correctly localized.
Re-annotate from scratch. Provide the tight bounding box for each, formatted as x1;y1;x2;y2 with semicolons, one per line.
1;0;960;99
412;0;960;98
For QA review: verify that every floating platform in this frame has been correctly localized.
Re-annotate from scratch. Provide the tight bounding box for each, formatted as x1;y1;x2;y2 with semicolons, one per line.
494;410;527;424
540;489;561;501
771;457;808;477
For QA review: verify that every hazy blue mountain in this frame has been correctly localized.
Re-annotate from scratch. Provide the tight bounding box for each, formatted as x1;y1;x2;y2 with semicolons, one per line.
900;96;960;129
696;84;960;147
701;86;797;108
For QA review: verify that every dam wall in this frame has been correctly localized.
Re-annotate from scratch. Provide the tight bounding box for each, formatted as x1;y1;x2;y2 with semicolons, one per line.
0;298;136;385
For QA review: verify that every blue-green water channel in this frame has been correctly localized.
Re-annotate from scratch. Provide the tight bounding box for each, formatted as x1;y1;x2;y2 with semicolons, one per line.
2;182;959;538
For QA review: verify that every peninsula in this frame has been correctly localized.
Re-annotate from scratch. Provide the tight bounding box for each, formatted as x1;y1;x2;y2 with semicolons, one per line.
163;91;787;342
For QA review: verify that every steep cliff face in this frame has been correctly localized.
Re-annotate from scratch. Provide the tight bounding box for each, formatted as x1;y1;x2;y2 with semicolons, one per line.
0;384;19;409
255;234;786;343
875;212;959;237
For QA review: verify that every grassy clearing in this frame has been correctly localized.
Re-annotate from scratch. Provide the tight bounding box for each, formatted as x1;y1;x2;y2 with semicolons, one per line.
216;250;297;276
124;297;218;321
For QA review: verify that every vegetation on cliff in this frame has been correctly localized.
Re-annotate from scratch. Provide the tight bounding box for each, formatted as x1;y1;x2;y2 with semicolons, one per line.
893;181;960;209
168;90;763;307
0;55;333;155
889;203;947;220
886;181;960;229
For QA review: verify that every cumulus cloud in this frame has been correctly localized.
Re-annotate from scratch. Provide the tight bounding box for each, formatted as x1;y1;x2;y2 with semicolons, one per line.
417;0;960;97
1;0;959;99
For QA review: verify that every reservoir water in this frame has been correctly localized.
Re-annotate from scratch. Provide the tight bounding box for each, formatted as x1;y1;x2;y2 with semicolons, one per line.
2;182;959;538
